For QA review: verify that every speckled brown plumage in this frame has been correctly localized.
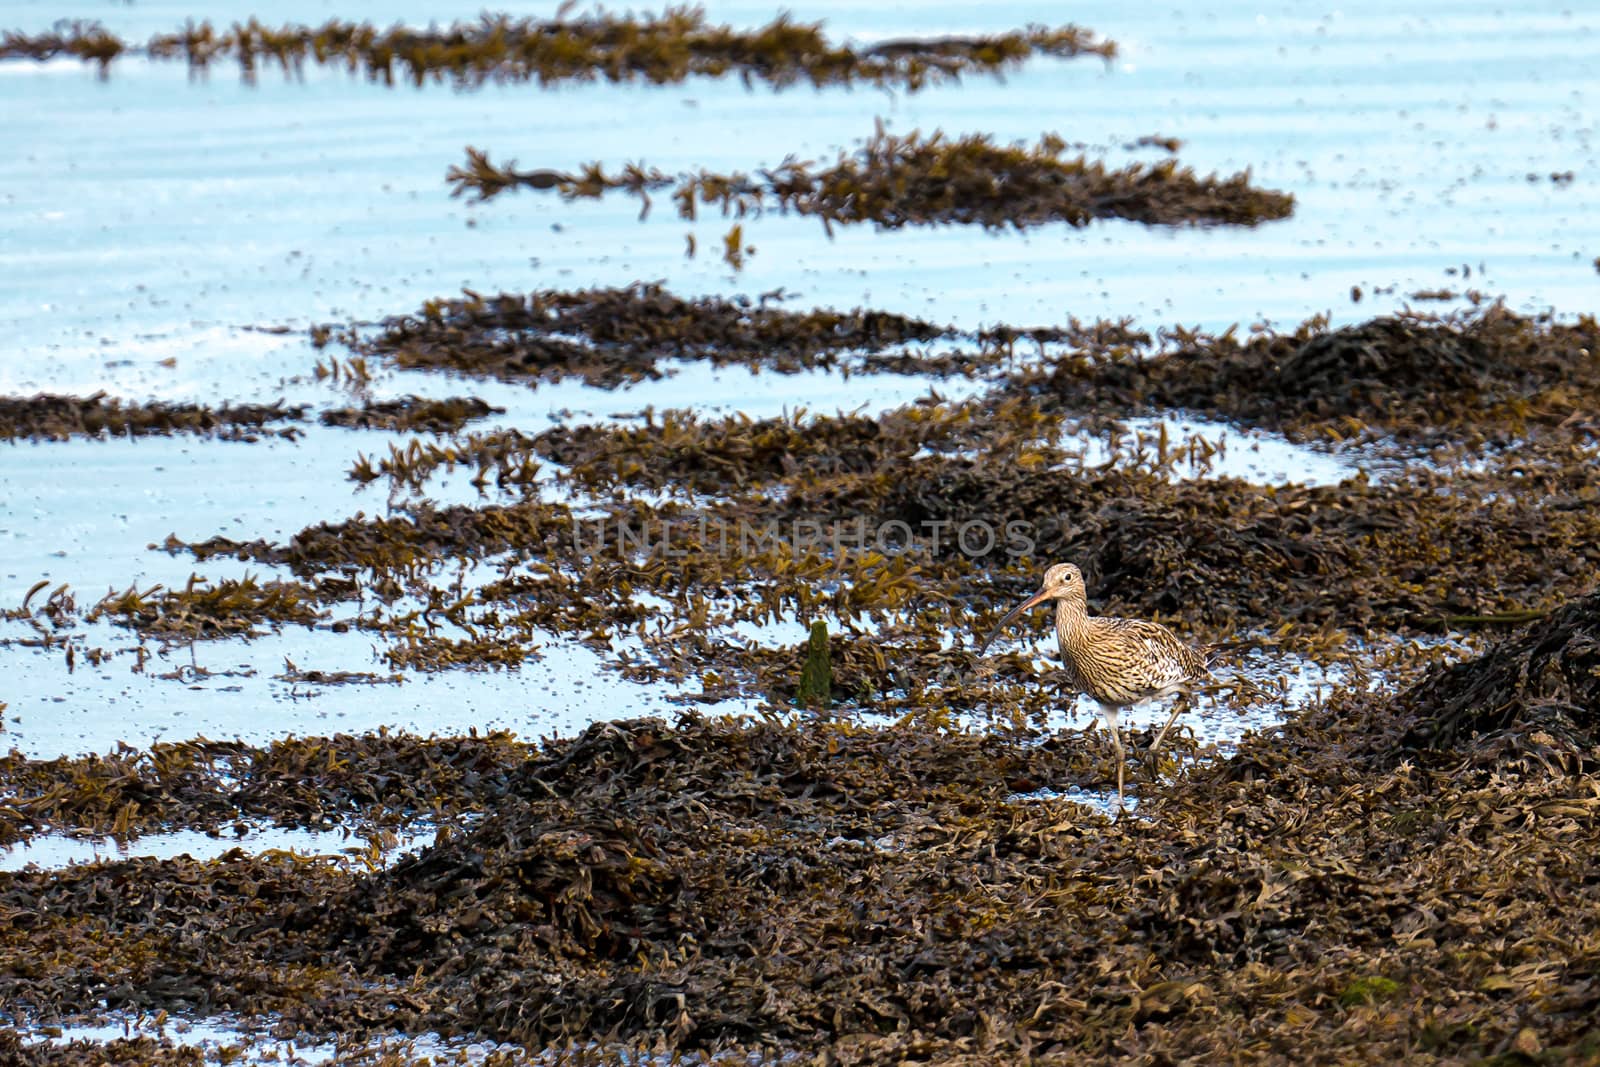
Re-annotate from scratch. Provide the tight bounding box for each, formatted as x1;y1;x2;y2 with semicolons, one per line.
978;562;1209;812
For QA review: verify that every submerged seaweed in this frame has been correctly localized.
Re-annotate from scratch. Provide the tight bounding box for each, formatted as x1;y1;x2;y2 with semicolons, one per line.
319;395;502;434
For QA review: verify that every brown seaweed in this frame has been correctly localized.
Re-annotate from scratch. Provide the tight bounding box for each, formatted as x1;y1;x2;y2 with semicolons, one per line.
449;127;1296;233
1;11;1113;91
0;393;305;442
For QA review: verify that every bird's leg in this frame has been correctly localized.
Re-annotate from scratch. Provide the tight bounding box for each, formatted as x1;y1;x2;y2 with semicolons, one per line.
1100;706;1125;814
1113;729;1125;814
1149;702;1185;762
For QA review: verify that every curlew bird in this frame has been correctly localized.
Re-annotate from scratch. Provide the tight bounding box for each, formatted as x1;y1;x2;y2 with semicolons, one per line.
977;562;1209;813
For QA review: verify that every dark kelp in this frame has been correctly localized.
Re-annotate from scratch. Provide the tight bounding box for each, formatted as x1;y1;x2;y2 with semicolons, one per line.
0;732;527;846
1403;589;1600;753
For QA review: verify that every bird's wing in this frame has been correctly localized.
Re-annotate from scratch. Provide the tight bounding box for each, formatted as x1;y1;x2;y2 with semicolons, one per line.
1120;619;1207;687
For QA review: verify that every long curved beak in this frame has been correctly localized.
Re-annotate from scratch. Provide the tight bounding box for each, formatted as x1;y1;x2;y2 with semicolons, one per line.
976;587;1052;656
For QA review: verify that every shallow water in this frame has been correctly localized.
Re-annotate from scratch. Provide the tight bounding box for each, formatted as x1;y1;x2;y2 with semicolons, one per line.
1062;414;1359;486
13;1012;530;1066
0;821;430;872
5;0;1596;360
5;0;1591;754
13;1011;746;1064
0;612;764;757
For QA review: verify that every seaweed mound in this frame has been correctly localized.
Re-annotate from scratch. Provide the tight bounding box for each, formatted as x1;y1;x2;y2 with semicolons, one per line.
1404;590;1600;754
336;284;951;388
1272;318;1497;416
1028;304;1600;436
323;715;1090;1050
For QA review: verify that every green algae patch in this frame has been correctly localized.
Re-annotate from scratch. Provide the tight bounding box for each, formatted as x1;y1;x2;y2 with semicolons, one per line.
795;619;832;710
0;392;305;442
450;127;1295;236
1341;975;1403;1007
1;10;1113;90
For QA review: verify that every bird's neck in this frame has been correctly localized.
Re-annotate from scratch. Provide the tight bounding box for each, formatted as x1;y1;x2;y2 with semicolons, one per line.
1054;595;1091;652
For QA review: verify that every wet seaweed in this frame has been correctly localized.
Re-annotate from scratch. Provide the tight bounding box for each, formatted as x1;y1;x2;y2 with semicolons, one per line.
86;575;326;642
0;393;305;442
1403;589;1600;754
449;127;1296;233
0;302;1573;733
8;300;1598;1063
0;1031;204;1065
319;395;502;434
0;731;527;847
326;282;959;389
0;19;122;74
5;700;1600;1062
1013;303;1600;440
1;11;1113;91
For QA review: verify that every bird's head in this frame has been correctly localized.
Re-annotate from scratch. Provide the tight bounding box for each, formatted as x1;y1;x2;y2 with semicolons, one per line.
975;562;1086;656
1038;562;1085;596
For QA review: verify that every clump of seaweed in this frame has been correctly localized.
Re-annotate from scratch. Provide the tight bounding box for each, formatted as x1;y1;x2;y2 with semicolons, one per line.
0;392;305;442
0;1032;204;1065
86;575;326;641
1402;589;1600;755
0;19;122;73
2;10;1113;90
326;283;956;388
319;395;502;433
347;430;544;499
0;731;527;846
1017;303;1600;439
448;127;1296;233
